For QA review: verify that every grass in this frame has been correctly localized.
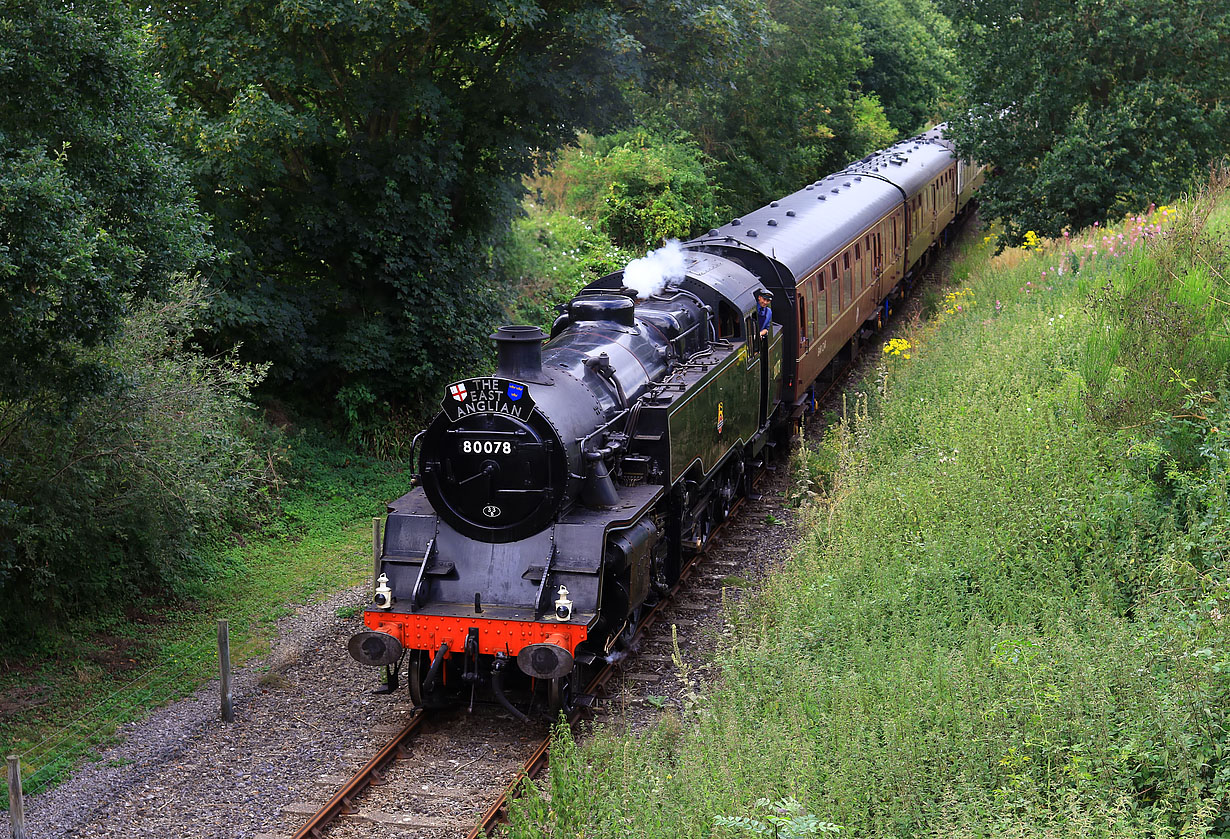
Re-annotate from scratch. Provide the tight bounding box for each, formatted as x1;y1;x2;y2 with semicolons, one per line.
0;427;408;798
506;187;1230;836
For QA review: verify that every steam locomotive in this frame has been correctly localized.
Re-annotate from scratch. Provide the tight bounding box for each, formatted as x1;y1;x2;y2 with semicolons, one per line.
348;126;984;716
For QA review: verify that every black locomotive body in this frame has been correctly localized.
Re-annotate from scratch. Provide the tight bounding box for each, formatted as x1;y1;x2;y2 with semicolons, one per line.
348;126;984;714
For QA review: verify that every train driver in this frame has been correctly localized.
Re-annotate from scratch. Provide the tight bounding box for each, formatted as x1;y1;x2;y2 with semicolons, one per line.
755;289;773;339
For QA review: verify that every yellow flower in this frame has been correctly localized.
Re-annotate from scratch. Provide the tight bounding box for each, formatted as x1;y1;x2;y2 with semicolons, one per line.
883;338;913;358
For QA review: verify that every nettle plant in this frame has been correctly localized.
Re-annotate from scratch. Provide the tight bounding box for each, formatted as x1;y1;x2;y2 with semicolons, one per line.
715;798;842;839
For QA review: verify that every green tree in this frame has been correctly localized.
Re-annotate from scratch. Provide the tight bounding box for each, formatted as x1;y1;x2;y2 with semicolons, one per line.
0;281;273;633
552;130;728;250
943;0;1230;247
636;0;899;213
0;1;265;632
839;0;958;135
146;0;766;413
0;0;209;403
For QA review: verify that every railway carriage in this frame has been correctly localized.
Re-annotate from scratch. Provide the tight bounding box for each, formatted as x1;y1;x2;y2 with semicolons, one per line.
348;126;984;716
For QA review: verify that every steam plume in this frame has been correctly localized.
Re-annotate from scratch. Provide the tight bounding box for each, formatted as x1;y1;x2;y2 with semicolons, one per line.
622;239;686;300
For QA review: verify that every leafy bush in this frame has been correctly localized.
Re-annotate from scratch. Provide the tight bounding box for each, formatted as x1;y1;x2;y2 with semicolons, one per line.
0;280;276;635
497;211;637;331
539;131;729;250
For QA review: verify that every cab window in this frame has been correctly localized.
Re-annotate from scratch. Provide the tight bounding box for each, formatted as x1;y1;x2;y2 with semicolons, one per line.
717;302;742;339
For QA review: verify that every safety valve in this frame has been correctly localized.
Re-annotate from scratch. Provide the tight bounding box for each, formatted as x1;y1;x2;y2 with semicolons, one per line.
374;573;393;609
554;585;573;621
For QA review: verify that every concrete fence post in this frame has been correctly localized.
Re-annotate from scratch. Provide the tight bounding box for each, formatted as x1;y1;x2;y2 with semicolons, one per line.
218;619;234;723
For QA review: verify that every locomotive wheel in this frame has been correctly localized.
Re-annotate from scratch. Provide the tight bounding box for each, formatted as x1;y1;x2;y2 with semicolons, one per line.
689;511;712;552
409;650;425;707
698;512;713;549
715;474;737;522
547;661;593;715
611;605;643;653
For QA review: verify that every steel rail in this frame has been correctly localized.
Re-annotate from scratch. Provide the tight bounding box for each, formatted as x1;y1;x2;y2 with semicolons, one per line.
468;492;751;839
290;709;430;839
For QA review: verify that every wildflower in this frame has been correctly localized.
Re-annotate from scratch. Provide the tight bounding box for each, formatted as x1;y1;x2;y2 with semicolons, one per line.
883;337;913;358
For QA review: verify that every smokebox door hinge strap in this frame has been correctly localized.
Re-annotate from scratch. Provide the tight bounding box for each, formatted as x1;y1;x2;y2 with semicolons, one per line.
410;537;436;611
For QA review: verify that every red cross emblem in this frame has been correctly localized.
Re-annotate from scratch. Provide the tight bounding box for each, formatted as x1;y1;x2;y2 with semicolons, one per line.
449;383;468;402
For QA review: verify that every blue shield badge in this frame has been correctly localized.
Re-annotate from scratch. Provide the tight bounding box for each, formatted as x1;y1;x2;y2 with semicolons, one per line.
506;382;525;401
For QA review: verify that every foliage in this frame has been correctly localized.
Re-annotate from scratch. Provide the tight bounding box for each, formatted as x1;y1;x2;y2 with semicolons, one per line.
836;0;959;135
146;0;768;412
0;0;209;405
715;798;842;838
501;191;1230;836
0;280;275;634
1080;186;1230;427
495;129;721;333
0;0;253;634
0;423;408;797
635;0;899;212
538;130;728;250
944;0;1230;247
497;210;636;331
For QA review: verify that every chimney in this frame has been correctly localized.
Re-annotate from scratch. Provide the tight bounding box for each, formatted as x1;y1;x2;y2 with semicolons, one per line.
491;325;552;385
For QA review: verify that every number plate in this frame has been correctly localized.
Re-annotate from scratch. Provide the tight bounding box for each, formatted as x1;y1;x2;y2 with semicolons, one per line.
458;439;514;455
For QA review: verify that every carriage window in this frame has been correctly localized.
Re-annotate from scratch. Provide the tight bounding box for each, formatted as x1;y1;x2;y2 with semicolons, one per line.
830;262;840;320
798;295;807;343
817;272;827;329
842;252;853;303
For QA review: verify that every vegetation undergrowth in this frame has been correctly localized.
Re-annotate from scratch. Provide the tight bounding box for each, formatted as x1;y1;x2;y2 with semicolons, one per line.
497;130;725;332
0;427;406;800
506;181;1230;836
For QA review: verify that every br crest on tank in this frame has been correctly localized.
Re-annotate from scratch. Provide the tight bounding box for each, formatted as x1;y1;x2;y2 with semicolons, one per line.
347;125;985;718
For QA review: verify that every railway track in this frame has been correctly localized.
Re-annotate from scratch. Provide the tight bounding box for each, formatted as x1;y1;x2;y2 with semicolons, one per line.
285;239;973;839
289;488;751;839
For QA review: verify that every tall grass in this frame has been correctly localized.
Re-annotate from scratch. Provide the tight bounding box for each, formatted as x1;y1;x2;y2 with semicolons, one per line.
507;181;1230;837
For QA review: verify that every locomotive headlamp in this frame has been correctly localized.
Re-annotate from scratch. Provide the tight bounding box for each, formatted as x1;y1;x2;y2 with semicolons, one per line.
373;573;393;610
554;585;573;621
